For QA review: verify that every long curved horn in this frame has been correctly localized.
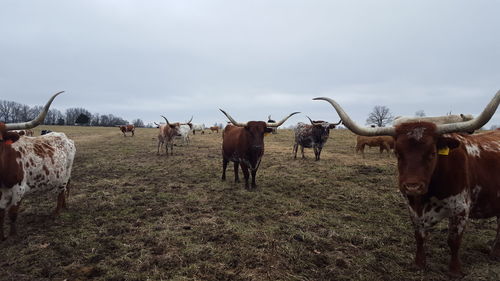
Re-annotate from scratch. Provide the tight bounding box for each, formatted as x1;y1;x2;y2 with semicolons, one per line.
332;119;342;126
267;112;300;127
154;122;159;126
219;109;247;127
306;116;317;125
6;91;64;131
267;115;271;120
313;97;396;136
161;115;171;126
436;90;500;134
187;116;193;123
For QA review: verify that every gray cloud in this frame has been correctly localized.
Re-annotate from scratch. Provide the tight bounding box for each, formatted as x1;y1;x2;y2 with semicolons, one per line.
1;0;499;127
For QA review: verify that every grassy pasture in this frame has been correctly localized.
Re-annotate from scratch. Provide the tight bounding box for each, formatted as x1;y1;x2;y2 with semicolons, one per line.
1;125;499;281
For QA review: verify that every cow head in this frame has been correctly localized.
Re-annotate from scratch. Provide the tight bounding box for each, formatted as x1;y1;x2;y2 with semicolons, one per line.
306;117;341;142
161;116;182;136
314;90;500;196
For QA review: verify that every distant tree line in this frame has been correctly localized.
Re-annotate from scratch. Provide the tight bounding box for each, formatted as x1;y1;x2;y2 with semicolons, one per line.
0;98;143;127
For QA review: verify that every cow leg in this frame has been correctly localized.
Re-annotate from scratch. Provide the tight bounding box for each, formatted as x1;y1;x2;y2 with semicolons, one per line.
250;169;257;188
53;189;66;216
360;145;365;158
414;230;427;269
0;208;5;241
315;147;322;161
293;143;298;159
222;158;228;181
239;163;250;189
300;146;305;159
490;216;500;258
63;180;70;209
8;202;21;237
447;215;467;277
233;162;240;183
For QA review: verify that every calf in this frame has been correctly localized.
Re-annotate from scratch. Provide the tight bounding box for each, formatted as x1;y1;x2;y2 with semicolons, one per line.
1;91;76;240
314;90;500;277
355;135;394;158
220;110;299;189
293;117;341;160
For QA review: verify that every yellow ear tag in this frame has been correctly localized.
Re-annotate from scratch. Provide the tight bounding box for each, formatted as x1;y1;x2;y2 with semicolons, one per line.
264;132;271;137
438;147;450;156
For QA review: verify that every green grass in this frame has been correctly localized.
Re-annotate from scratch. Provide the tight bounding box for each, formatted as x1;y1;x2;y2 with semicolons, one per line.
1;126;499;280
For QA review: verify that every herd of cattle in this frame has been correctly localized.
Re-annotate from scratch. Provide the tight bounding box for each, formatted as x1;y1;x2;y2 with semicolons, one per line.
1;90;499;277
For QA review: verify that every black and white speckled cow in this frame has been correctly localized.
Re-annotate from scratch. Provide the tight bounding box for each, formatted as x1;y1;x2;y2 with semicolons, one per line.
293;117;341;161
0;91;76;240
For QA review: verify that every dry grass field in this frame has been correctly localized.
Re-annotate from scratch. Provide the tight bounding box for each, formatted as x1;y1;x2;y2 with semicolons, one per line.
1;125;499;281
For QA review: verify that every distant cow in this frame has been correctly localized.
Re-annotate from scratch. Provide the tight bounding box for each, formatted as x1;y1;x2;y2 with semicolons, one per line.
314;91;500;277
220;110;299;189
0;91;76;240
209;126;219;133
355;135;395;158
192;123;205;135
119;125;135;137
41;129;53;135
393;114;474;126
293;117;341;161
157;116;181;156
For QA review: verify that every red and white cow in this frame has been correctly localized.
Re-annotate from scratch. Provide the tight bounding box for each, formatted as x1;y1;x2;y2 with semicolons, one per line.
0;91;76;240
314;90;500;277
119;124;135;137
157;116;181;156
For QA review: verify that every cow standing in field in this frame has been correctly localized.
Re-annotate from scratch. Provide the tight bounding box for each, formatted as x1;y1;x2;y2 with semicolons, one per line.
192;123;205;135
0;91;76;240
174;117;193;146
355;135;394;158
157;116;181;156
209;126;219;133
293;117;341;161
220;110;299;189
119;125;135;137
314;90;500;277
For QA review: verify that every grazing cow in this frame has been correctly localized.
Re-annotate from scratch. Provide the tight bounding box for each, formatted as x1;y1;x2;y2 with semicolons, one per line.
293;117;341;161
41;129;53;135
0;91;76;240
119;124;135;137
220;110;299;189
314;90;500;277
393;114;474;126
157;116;181;156
192;123;205;135
355;135;395;158
209;126;220;133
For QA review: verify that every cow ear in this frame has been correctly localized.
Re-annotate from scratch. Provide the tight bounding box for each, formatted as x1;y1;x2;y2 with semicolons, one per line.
3;132;20;144
437;136;460;150
265;127;273;133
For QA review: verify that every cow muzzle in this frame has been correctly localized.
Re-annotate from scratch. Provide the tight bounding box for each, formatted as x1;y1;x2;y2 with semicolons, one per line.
401;182;427;195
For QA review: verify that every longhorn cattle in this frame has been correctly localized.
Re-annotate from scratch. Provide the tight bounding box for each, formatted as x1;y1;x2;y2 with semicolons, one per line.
355;135;394;158
173;117;193;145
267;115;277;134
220;110;299;189
393;114;474;126
0;91;76;240
192;123;205;135
157;116;181;156
293;117;341;161
119;124;135;137
209;126;220;133
314;90;500;277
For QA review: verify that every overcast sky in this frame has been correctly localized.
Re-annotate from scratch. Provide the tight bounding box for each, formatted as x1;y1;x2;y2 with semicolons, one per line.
1;0;499;127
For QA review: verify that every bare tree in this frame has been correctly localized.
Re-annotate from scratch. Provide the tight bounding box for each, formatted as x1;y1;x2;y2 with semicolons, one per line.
132;118;145;127
415;110;426;117
366;105;394;127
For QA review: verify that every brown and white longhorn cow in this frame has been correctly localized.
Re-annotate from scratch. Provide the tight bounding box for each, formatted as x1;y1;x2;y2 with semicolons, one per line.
157;116;181;156
0;91;76;240
314;90;500;277
220;110;299;189
119;124;135;137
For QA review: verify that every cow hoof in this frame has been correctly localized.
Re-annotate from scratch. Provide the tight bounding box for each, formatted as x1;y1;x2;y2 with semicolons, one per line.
448;270;465;279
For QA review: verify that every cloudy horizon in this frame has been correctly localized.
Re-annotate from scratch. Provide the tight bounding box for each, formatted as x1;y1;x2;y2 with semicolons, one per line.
1;0;499;128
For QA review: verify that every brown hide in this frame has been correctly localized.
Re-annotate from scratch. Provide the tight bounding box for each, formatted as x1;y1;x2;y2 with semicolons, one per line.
221;122;273;189
210;126;219;133
355;135;394;157
394;122;500;275
157;123;180;155
0;124;23;189
119;125;135;137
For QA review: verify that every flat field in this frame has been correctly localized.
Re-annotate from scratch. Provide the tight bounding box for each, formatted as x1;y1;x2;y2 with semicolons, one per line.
1;126;499;281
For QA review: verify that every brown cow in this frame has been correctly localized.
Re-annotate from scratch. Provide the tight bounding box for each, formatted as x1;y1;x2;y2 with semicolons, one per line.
220;110;299;189
157;116;181;156
1;91;76;240
119;124;135;137
209;126;219;133
314;90;500;277
355;135;394;158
